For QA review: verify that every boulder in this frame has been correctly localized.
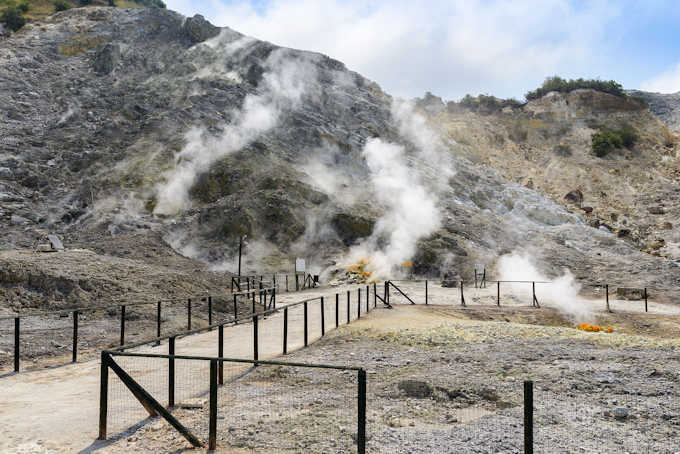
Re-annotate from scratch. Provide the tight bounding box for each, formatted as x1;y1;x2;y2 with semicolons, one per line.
582;206;593;214
648;206;665;215
564;189;583;206
614;407;629;420
398;380;432;398
441;280;458;288
93;43;120;75
617;229;631;238
184;15;220;43
616;287;645;300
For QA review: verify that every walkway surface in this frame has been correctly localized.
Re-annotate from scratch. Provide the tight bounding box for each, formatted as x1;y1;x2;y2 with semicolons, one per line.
0;283;376;454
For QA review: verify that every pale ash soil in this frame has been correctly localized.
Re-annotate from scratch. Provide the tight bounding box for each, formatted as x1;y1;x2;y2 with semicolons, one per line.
98;303;680;454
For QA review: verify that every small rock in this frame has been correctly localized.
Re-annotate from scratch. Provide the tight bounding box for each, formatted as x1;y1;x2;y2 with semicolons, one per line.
564;189;583;206
614;407;629;420
397;380;432;398
648;206;665;215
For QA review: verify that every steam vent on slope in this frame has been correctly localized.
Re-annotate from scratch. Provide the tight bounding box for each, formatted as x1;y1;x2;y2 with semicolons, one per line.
1;4;680;454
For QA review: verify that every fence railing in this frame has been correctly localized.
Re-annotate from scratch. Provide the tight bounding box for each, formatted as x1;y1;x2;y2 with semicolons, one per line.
230;273;318;293
99;284;379;451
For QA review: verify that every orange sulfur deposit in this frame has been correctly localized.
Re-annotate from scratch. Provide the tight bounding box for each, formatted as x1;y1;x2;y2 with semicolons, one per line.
347;258;376;284
578;323;614;333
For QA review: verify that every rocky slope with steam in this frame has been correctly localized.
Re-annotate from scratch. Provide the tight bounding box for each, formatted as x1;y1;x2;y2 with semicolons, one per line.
1;6;679;307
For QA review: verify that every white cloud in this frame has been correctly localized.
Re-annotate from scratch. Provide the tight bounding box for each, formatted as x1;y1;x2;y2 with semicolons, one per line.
641;62;680;93
166;0;621;100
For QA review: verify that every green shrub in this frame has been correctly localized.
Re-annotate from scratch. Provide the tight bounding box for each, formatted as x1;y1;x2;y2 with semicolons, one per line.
54;0;72;11
79;0;92;5
17;2;28;12
135;0;166;7
455;94;524;114
618;124;637;148
526;76;625;101
592;130;623;157
0;7;26;31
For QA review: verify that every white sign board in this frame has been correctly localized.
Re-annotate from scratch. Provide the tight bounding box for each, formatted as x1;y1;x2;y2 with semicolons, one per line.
295;258;306;273
475;263;485;272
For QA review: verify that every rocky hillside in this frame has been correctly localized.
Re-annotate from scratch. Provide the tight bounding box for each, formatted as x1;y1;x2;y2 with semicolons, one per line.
1;6;679;304
627;89;680;134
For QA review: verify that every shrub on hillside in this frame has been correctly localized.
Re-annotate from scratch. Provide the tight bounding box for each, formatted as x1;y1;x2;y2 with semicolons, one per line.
526;76;625;101
455;94;523;114
592;130;624;157
136;0;166;7
54;0;72;11
79;0;92;5
17;2;28;12
0;7;26;31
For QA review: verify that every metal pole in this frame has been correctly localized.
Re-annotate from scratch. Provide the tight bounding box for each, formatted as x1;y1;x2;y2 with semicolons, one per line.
460;281;466;306
347;290;350;324
606;284;610;312
321;297;325;336
285;274;288;292
98;352;109;440
304;302;308;347
366;285;369;312
253;315;259;361
283;307;288;354
251;291;255;314
156;301;161;345
475;270;478;289
233;293;238;322
524;380;533;454
358;369;366;454
187;298;192;331
120;305;126;346
72;310;79;363
208;296;213;327
238;236;242;278
497;281;500;306
168;336;175;407
209;359;218;451
14;317;19;372
218;324;224;385
425;280;428;305
358;288;361;319
644;287;648;313
335;293;339;328
373;282;377;308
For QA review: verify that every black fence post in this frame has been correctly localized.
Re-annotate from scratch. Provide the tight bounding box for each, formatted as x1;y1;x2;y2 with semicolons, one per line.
358;288;361;319
218;324;224;385
253;315;259;362
321;297;325;336
606;284;611;312
72;310;79;363
285;274;289;292
283;307;288;354
208;296;213;327
460;281;466;306
233;293;238;322
296;274;299;291
347;291;350;324
358;369;366;454
425;280;428;305
366;285;369;312
187;298;192;331
644;287;648;312
373;282;377;308
98;352;109;440
156;301;161;345
335;293;339;328
524;380;533;454
14;317;19;372
251;291;255;314
209;359;218;451
497;281;500;307
120;305;126;346
169;336;175;407
304;301;308;347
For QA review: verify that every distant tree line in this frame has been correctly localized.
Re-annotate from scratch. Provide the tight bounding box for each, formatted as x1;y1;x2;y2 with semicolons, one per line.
525;76;626;101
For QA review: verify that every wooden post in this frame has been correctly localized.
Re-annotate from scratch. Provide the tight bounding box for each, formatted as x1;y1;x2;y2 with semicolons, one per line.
358;369;366;454
14;317;19;372
283;307;288;354
208;359;218;451
98;352;109;440
303;302;308;347
321;296;325;336
366;285;369;312
285;274;289;292
187;298;192;331
460;281;466;306
120;305;126;346
72;310;79;363
358;288;361;319
497;281;500;307
524;380;533;454
373;282;377;308
347;290;350;324
233;293;238;322
335;293;339;328
295;274;299;291
644;287;648;313
218;325;224;385
253;315;259;362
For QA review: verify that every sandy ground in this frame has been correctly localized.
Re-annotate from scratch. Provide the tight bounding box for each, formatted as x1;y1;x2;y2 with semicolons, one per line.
1;280;679;453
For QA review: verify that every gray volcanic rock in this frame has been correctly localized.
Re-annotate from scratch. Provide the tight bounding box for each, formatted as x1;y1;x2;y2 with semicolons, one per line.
184;14;220;43
627;89;680;133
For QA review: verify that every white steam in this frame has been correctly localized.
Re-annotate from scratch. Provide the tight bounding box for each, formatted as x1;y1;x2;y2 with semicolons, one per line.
497;251;591;321
154;46;317;214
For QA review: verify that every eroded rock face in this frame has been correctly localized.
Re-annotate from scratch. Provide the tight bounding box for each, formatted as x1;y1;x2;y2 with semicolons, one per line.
92;43;120;75
184;14;220;43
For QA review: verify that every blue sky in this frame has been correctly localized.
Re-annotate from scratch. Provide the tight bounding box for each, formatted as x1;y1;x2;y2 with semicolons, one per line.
166;0;680;100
